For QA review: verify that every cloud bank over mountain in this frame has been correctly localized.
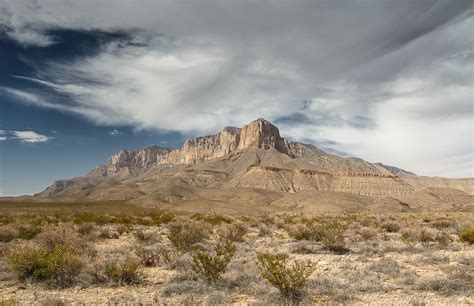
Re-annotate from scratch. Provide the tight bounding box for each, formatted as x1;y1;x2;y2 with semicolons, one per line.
0;0;472;177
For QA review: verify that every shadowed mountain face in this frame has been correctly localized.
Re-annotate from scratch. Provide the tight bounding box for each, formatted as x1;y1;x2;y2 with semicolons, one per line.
36;118;473;213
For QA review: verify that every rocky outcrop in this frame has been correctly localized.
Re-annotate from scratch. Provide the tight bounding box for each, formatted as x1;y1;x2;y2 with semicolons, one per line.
238;118;289;153
105;118;293;173
106;146;171;175
161;126;241;164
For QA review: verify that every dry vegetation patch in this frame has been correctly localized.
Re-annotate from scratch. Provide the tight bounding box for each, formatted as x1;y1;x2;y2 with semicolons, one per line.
0;203;472;304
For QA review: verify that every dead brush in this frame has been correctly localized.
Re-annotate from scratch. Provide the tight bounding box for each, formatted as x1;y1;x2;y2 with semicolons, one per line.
0;225;19;242
418;228;436;247
77;222;95;236
37;223;89;251
381;220;402;233
286;223;313;241
218;222;248;242
133;229;154;243
435;231;453;248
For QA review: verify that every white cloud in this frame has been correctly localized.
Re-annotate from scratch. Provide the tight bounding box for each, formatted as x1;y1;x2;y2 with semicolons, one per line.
109;129;123;136
0;137;6;141
0;1;472;177
11;131;51;143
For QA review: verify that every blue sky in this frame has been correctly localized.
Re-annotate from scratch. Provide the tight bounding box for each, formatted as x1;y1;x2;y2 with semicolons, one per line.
0;1;473;195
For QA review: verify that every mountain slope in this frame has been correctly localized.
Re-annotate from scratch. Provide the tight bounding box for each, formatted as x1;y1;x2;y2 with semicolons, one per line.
36;118;473;211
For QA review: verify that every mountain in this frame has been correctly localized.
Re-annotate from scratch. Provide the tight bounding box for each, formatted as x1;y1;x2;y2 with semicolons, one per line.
35;118;473;213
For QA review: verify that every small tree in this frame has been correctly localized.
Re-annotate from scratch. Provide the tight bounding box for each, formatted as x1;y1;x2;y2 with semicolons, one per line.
256;252;315;302
191;240;236;284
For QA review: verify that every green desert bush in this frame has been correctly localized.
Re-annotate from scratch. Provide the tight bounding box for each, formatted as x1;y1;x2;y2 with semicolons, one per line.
8;244;83;286
167;220;210;253
256;252;315;302
105;258;141;284
191;240;236;284
315;220;348;253
459;227;474;244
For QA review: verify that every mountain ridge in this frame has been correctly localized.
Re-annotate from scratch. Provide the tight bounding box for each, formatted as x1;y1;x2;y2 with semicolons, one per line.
36;118;473;209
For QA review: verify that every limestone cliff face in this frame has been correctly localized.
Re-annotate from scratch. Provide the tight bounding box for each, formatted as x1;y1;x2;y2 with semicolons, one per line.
174;126;241;164
105;146;171;174
105;118;291;173
238;118;289;153
174;118;289;164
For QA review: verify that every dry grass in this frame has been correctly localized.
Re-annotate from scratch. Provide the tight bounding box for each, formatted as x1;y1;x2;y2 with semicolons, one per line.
0;204;472;304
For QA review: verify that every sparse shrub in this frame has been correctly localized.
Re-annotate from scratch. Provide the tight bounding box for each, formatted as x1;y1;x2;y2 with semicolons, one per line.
218;222;248;242
418;228;435;247
134;229;154;242
369;258;401;277
459;227;474;244
17;226;42;240
167;221;210;253
381;221;401;233
191;240;236;284
357;227;377;241
315;220;348;253
286;224;313;241
258;225;271;237
157;247;173;265
98;228;119;239
430;217;455;230
8;244;83;286
38;297;66;306
105;258;141;284
416;265;473;294
77;222;95;236
116;224;131;235
400;227;417;247
36;223;87;250
191;214;232;225
435;231;453;248
256;252;314;302
0;226;18;242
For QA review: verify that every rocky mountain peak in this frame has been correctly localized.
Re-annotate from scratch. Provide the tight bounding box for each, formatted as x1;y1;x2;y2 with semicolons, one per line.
238;118;289;153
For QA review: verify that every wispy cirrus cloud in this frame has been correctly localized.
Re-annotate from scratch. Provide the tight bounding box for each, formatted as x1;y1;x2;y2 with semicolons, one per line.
0;129;52;143
11;131;51;143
